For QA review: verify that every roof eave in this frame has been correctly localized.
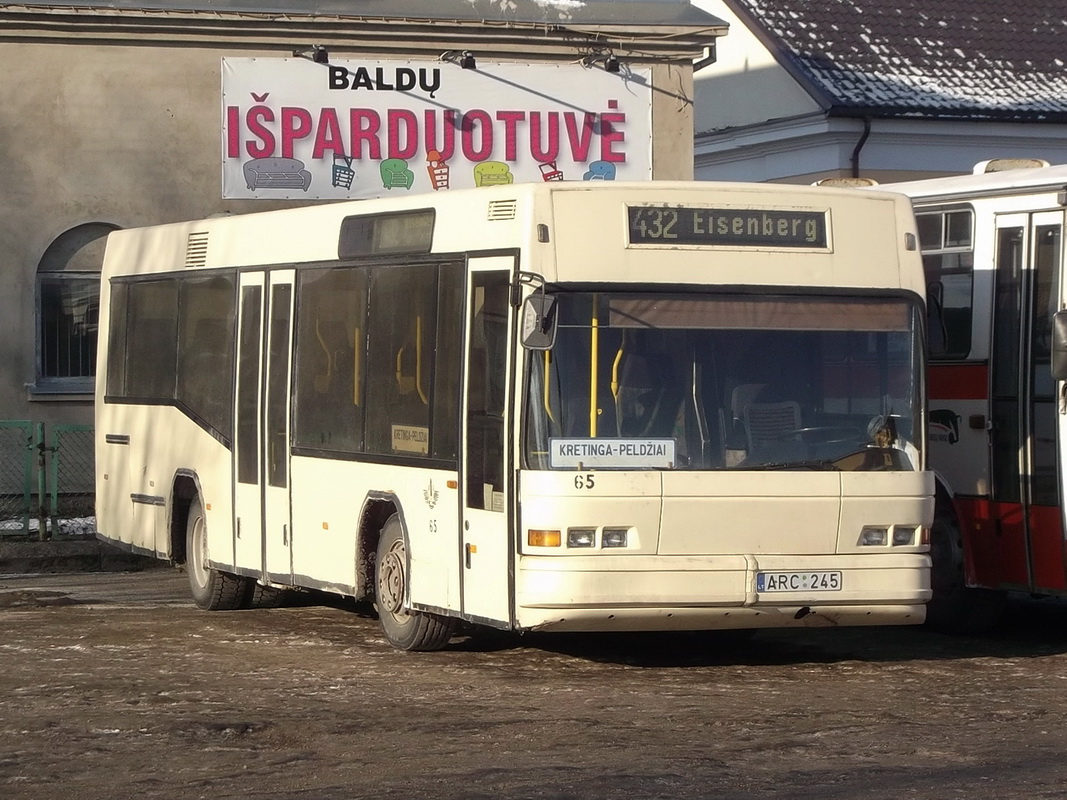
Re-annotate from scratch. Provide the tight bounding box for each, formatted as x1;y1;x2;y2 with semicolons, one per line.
0;4;727;61
825;104;1067;124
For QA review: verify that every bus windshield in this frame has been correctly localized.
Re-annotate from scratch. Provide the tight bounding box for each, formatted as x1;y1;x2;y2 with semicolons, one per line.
525;292;923;472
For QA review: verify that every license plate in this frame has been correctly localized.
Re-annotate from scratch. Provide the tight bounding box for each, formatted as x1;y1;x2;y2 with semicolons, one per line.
756;571;842;592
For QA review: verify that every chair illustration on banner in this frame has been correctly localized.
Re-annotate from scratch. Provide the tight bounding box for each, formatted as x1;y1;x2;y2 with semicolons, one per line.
380;158;414;190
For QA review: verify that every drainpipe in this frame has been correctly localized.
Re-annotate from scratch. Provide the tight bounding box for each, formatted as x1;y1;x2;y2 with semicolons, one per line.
850;117;872;178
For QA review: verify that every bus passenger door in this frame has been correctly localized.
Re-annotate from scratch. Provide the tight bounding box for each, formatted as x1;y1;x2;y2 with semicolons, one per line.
991;212;1066;593
262;271;295;584
233;270;296;585
460;260;514;626
233;273;265;574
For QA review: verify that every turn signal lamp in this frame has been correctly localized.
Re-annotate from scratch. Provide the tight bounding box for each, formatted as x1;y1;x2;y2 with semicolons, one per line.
528;529;561;547
567;528;596;548
920;527;931;546
859;526;888;546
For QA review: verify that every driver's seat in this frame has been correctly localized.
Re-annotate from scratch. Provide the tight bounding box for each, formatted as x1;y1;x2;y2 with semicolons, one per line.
744;401;801;454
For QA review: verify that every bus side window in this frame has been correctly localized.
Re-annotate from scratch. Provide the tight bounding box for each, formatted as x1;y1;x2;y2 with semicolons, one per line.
365;264;437;456
176;275;236;439
126;279;178;400
918;209;974;360
466;274;508;510
293;266;366;452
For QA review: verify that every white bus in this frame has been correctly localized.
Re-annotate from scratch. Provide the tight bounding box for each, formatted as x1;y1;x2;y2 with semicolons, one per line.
885;161;1067;630
95;181;932;650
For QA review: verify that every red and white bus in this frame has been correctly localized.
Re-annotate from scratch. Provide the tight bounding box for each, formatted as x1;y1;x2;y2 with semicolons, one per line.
888;161;1067;629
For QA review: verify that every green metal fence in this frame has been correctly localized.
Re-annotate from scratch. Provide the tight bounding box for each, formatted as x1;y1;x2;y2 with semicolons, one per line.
0;421;34;537
0;421;94;540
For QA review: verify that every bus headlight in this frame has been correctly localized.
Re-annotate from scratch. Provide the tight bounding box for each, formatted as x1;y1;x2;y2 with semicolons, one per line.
892;526;917;546
567;528;596;548
602;528;629;548
859;526;888;546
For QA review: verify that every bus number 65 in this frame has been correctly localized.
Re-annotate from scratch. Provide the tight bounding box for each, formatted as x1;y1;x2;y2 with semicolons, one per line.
574;474;596;490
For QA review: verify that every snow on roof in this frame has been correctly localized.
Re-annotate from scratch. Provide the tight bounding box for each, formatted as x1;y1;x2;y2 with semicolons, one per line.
727;0;1067;121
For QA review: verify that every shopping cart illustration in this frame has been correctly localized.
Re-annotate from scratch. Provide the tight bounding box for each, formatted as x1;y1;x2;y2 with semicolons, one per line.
332;154;355;189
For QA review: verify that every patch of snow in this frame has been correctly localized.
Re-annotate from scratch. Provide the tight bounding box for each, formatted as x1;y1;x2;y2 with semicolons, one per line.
0;516;96;536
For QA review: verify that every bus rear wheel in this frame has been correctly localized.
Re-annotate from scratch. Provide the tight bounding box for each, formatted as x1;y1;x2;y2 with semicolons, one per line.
244;581;288;609
374;514;456;651
186;495;246;611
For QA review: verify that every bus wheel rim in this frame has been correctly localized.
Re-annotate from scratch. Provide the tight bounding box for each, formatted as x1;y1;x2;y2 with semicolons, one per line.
190;516;209;588
379;540;406;617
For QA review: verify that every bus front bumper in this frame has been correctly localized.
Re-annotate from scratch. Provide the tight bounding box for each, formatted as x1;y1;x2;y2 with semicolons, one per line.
513;553;931;632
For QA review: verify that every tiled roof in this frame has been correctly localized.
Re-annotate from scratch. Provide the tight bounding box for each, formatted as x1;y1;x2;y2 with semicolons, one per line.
727;0;1067;121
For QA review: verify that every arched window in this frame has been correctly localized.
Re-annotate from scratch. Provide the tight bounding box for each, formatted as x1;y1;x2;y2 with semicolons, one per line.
36;222;120;393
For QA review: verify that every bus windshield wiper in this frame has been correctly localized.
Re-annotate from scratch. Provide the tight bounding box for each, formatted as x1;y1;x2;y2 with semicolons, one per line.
735;459;841;471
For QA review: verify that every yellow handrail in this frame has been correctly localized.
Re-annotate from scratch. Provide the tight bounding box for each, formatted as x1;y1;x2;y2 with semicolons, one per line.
610;344;624;400
589;303;599;436
415;316;428;405
352;325;361;406
314;317;331;393
395;344;406;390
395;317;429;405
543;350;555;423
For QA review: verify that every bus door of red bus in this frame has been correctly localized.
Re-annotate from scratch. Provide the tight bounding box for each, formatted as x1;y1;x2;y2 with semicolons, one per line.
460;258;515;626
233;269;296;586
987;211;1066;593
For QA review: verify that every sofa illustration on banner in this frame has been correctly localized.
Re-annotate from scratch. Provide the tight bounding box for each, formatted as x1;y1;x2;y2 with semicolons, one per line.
474;161;513;187
583;160;617;181
380;158;415;189
242;158;313;191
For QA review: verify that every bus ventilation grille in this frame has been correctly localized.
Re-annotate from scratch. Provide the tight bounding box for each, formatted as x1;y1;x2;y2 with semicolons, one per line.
487;200;518;221
185;232;209;268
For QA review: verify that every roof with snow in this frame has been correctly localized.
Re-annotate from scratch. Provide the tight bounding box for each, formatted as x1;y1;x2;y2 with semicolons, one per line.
725;0;1067;122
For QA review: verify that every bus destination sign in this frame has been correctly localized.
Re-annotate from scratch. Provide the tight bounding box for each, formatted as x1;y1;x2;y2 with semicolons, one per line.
628;206;828;249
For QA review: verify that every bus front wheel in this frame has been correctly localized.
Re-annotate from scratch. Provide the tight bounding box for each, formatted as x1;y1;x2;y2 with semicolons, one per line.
186;495;246;611
926;506;1004;633
374;514;456;651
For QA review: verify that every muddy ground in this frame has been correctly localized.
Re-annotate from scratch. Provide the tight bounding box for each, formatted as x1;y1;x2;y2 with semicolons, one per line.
2;570;1067;800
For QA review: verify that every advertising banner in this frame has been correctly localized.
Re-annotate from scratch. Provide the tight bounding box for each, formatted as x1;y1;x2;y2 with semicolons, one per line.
222;57;652;200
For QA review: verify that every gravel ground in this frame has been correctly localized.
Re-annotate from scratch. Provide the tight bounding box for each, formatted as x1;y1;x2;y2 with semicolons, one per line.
2;571;1067;800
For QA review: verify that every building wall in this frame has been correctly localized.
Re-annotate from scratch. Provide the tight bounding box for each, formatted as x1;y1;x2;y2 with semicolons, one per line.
652;63;698;180
4;42;298;426
691;0;820;136
694;113;1067;185
1;33;703;428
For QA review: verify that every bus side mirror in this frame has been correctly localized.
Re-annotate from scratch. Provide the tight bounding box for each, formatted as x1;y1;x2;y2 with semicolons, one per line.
520;294;557;350
1052;310;1067;380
